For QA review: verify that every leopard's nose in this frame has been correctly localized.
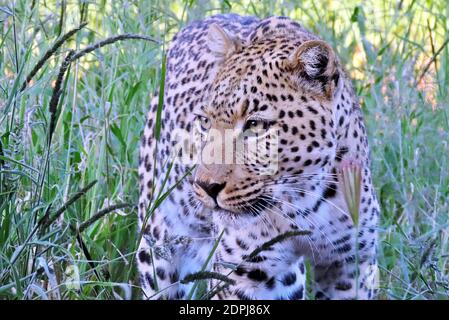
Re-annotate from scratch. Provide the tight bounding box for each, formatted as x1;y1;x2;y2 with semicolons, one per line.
196;181;226;201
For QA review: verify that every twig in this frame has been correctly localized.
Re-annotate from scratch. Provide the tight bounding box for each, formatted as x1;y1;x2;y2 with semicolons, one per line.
46;33;160;145
8;180;95;267
69;34;161;62
202;283;230;300
420;237;438;268
247;230;311;260
426;19;437;74
77;203;134;233
74;228;104;297
180;271;236;285
47;49;75;144
57;0;66;37
416;36;449;86
20;22;87;92
40;180;97;230
0;139;4;167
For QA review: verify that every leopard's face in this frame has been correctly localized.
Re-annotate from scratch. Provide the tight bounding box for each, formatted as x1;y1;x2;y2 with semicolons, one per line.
191;26;341;223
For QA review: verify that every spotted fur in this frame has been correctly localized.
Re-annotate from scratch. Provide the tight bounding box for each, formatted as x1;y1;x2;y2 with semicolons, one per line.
137;14;379;300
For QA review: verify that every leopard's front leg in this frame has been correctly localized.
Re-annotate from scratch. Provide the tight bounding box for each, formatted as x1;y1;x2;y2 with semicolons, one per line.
137;200;215;300
212;262;307;300
137;235;215;300
312;255;378;300
137;238;174;300
211;225;306;300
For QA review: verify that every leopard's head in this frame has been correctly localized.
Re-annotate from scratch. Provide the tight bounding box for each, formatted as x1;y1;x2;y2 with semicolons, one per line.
191;24;343;224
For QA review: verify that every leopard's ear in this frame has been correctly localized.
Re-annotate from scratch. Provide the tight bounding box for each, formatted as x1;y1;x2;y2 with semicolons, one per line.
286;40;341;99
207;23;242;61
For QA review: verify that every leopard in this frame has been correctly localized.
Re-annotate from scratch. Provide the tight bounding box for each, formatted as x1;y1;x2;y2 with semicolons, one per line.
137;13;380;300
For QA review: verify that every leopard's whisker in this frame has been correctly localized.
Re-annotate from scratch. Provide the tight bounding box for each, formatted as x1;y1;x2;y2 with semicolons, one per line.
258;194;340;258
253;196;322;264
267;185;349;218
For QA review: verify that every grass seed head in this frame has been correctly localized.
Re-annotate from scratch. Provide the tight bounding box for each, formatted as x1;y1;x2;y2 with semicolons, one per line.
339;160;362;227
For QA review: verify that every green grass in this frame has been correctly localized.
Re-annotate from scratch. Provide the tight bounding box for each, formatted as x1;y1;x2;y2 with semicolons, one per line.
1;0;448;299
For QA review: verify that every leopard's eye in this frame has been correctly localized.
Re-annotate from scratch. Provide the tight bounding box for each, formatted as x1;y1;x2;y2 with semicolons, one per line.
243;119;268;133
195;115;211;132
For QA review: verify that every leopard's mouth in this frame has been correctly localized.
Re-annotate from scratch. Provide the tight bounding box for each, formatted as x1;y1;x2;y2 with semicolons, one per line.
214;196;277;217
213;207;238;216
192;180;277;219
211;197;279;228
212;206;259;227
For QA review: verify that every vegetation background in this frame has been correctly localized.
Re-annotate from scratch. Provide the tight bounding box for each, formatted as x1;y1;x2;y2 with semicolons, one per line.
0;0;448;299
